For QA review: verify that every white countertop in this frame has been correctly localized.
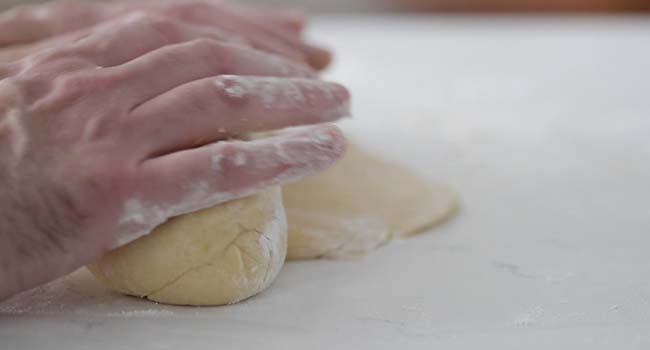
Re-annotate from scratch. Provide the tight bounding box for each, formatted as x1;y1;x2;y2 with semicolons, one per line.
2;15;650;349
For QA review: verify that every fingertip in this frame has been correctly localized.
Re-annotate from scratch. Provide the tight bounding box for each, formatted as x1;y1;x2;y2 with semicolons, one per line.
332;82;351;104
307;45;332;70
206;125;347;192
278;10;306;32
312;124;347;162
320;81;351;121
280;124;347;171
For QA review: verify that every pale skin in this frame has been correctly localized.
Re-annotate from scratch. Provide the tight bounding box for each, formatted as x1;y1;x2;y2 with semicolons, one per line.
0;1;349;301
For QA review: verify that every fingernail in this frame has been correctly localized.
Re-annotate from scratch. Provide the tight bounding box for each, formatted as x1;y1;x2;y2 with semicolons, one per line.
329;82;352;118
307;45;332;70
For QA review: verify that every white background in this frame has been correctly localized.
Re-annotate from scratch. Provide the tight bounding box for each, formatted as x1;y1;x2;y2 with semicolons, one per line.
2;15;650;349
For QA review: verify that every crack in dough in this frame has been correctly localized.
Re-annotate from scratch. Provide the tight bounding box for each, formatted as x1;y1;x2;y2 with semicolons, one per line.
144;260;215;299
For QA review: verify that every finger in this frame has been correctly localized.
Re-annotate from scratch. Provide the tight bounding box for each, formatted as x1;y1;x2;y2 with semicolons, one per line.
111;39;316;106
145;0;326;68
149;1;312;65
269;10;306;33
223;3;332;69
64;12;240;68
0;1;108;47
237;21;331;70
209;16;310;65
129;76;351;156
226;3;306;33
137;124;346;222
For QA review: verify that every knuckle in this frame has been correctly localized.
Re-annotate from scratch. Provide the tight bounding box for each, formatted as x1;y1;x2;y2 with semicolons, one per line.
178;38;237;77
79;161;137;200
118;12;181;43
213;75;251;107
183;82;215;113
191;38;233;67
138;12;171;27
227;35;252;48
28;47;73;66
263;51;316;78
215;145;244;174
57;74;90;94
121;11;160;24
50;75;86;103
16;52;98;104
51;72;112;103
192;37;223;49
118;11;157;27
111;10;180;42
85;71;120;90
164;1;213;19
24;42;96;72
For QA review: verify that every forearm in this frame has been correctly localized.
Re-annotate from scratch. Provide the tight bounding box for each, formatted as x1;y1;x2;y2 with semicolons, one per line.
0;189;41;301
0;182;50;300
0;177;87;301
0;218;21;300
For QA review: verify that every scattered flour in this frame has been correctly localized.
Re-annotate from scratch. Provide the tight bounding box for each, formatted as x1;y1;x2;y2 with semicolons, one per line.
104;309;175;318
233;152;247;166
514;306;544;327
213;75;349;121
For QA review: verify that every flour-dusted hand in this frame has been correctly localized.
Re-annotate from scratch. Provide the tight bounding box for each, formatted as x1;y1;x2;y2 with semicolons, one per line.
0;0;330;69
0;14;349;300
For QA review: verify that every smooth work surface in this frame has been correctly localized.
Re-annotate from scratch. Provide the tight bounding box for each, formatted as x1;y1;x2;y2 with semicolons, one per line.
2;15;650;349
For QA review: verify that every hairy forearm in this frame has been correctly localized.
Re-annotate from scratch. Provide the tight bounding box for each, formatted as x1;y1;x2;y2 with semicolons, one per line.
0;226;20;300
0;176;85;301
0;188;35;301
0;183;49;300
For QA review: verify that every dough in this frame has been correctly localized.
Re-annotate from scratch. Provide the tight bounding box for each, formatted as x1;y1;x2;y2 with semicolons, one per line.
284;142;457;260
87;188;286;306
88;141;457;305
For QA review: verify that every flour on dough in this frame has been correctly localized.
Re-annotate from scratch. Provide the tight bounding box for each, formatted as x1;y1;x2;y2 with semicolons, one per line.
284;142;457;260
87;188;286;306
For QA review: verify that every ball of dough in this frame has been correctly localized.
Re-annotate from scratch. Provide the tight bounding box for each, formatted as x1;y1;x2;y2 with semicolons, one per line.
87;188;287;306
284;142;457;260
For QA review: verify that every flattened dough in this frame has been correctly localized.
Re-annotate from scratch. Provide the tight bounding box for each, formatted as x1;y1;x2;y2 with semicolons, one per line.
88;188;286;306
284;142;457;260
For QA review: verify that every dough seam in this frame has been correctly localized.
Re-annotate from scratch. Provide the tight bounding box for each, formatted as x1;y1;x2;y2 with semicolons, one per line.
260;232;273;290
144;260;215;298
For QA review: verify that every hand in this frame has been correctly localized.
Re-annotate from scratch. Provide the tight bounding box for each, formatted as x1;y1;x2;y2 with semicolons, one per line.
0;0;331;69
0;13;349;300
